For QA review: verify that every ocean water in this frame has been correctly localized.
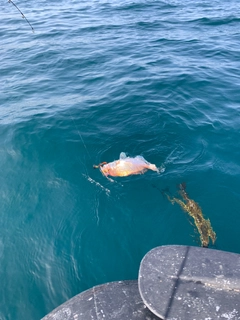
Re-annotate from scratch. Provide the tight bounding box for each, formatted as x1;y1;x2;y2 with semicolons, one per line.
1;0;240;319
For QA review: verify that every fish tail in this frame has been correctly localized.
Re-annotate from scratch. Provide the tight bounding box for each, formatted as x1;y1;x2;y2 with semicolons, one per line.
149;164;159;172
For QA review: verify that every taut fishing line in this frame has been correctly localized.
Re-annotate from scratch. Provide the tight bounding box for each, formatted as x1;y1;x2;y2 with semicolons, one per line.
67;109;112;194
67;108;124;187
69;111;92;161
8;0;34;33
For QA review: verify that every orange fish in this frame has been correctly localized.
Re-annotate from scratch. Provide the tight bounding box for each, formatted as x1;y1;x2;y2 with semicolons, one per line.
94;152;159;177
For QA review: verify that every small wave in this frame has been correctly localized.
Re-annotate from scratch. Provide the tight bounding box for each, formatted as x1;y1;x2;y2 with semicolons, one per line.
192;16;240;26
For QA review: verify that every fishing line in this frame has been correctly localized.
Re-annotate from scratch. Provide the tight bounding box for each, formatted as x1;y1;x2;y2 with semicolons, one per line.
67;109;92;178
8;0;34;33
68;110;92;161
68;109;125;187
66;108;115;194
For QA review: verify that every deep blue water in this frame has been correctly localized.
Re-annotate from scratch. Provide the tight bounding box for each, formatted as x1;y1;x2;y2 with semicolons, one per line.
1;0;240;319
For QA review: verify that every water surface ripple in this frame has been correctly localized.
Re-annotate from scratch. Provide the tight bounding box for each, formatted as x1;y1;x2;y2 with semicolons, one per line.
1;0;240;319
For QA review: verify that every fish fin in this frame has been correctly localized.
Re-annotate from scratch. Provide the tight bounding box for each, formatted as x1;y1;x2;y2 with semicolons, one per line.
120;152;127;159
106;176;115;182
136;155;146;161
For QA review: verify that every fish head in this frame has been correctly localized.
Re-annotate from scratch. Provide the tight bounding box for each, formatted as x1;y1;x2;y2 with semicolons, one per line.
100;164;110;176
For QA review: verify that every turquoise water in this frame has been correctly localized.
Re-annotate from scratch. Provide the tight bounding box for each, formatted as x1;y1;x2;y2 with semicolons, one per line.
1;0;240;318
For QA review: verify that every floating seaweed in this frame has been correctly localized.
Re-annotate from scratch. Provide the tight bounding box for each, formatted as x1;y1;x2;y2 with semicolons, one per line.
166;183;216;248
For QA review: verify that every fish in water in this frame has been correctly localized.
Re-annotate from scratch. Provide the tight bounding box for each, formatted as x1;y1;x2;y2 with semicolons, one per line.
93;152;159;177
166;183;216;248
